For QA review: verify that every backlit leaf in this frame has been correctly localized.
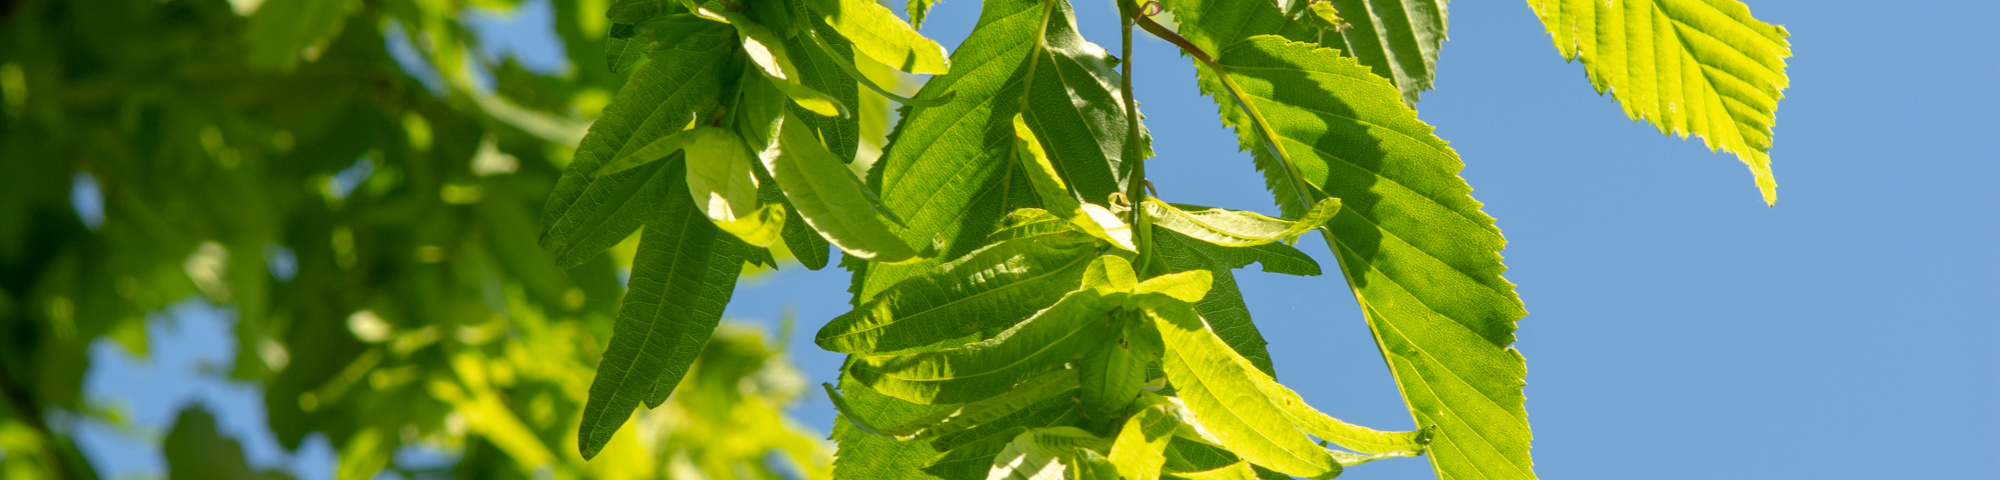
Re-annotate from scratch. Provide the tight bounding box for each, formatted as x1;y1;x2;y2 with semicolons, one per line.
1151;302;1338;479
817;232;1099;354
1526;0;1792;204
1169;24;1533;479
806;0;952;74
1143;197;1340;248
850;288;1114;404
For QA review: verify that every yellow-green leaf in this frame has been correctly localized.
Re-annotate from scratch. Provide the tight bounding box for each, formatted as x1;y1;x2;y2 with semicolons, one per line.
806;0;951;74
1527;0;1792;204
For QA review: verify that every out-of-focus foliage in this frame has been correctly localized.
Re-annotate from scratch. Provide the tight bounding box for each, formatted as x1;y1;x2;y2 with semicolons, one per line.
0;0;829;478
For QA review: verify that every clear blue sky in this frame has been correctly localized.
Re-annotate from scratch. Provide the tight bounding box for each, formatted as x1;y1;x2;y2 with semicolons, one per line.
80;0;1999;479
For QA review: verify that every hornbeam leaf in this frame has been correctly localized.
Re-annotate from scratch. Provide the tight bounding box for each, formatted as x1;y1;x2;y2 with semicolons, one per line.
1144;197;1340;248
1107;399;1177;480
540;22;735;267
1150;229;1317;376
817;232;1099;354
860;0;1145;298
728;13;850;118
830;369;1080;440
925;426;1032;480
1077;321;1146;420
1131;270;1214;309
767;176;833;270
1526;0;1792;204
1014;116;1135;252
986;427;1108;480
850;288;1115;404
1157;289;1429;458
839;0;1144;475
680;127;781;247
577;169;745;459
762;107;928;263
1315;0;1449;105
1151;302;1338;479
1176;30;1533;479
806;0;951;74
749;0;868;163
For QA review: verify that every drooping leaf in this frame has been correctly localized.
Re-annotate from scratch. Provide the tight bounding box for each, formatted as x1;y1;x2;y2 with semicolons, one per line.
859;0;1144;298
1171;24;1533;479
1143;197;1340;248
1149;229;1318;375
679;127;784;247
1526;0;1792;204
755;89;927;262
727;12;851;118
817;232;1099;354
540;21;736;267
849;287;1115;404
805;0;952;74
1015;116;1136;252
576;169;745;459
1315;0;1449;105
924;425;1032;480
830;368;1080;440
1150;302;1338;479
986;427;1108;480
748;0;868;163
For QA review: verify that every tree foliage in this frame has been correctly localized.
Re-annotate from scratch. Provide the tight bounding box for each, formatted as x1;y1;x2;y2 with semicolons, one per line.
0;0;1795;477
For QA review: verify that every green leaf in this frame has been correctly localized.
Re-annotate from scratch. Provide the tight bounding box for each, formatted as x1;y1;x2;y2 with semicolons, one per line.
1179;32;1533;480
758;95;927;263
1151;302;1338;479
540;22;736;267
1315;0;1449;105
830;368;1080;440
859;0;1144;298
243;0;356;71
1143;197;1340;248
1014;116;1135;252
678;127;784;247
924;426;1031;480
576;172;745;459
768;174;833;270
1107;399;1177;480
986;427;1109;480
806;0;951;74
749;0;869;163
729;13;851;118
849;287;1115;404
605;33;649;74
1077;319;1146;421
1527;0;1792;204
817;232;1099;354
1150;229;1317;376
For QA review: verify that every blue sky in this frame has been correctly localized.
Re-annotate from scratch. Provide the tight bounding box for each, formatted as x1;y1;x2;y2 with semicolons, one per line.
78;0;1999;479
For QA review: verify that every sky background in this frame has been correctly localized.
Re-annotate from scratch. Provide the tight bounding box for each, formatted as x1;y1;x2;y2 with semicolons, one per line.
75;0;1999;478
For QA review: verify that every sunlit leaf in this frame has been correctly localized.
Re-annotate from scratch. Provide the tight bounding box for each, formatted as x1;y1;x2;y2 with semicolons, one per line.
805;0;951;74
850;287;1114;404
1527;0;1792;204
817;232;1098;354
1151;302;1338;479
